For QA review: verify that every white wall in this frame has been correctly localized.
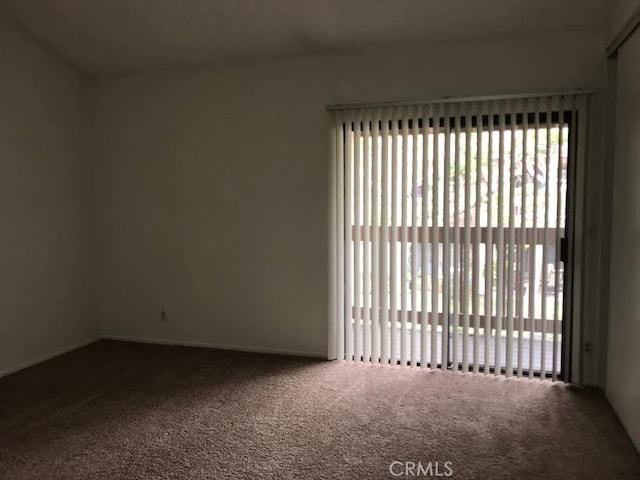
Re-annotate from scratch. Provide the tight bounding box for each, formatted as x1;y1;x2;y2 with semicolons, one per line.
92;30;608;374
0;13;94;375
607;28;640;451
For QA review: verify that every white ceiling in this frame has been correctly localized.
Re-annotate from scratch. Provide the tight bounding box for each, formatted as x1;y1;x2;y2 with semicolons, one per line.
0;0;611;76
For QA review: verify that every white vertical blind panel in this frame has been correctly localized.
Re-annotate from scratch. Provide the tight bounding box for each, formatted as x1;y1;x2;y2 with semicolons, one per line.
462;103;471;373
431;105;440;370
400;108;410;366
442;104;451;369
381;115;391;364
371;110;381;364
473;104;482;374
345;115;354;361
336;114;345;361
421;106;430;368
516;100;528;377
354;115;363;362
505;99;517;377
484;102;494;374
390;110;400;365
411;107;420;366
495;101;506;376
329;116;338;360
362;113;372;363
452;103;461;371
529;99;540;378
553;96;567;381
540;99;552;378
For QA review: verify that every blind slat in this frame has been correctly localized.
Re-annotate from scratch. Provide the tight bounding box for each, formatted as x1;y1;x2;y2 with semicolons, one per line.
411;107;420;366
462;103;471;373
528;99;540;378
371;111;381;364
431;104;440;370
553;96;567;381
540;98;553;378
484;102;494;374
420;105;429;368
363;112;372;363
390;110;400;365
400;108;410;366
473;103;483;374
345;116;354;361
442;103;451;369
353;114;362;362
505;99;517;377
381;114;391;364
452;103;462;371
336;114;345;360
495;101;506;376
517;99;529;377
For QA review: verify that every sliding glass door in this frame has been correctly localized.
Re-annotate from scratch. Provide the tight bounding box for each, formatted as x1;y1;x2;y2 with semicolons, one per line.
330;94;591;380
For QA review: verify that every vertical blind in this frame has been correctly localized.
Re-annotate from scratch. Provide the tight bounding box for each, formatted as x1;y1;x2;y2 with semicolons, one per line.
329;94;590;379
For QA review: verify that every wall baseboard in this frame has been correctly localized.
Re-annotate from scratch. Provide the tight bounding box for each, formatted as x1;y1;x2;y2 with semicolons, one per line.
0;336;100;378
0;335;327;379
100;335;327;359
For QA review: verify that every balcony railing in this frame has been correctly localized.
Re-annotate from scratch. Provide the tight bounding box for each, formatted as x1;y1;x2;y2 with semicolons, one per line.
349;225;563;334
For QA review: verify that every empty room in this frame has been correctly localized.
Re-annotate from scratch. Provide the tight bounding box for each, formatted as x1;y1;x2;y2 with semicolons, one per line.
1;0;639;478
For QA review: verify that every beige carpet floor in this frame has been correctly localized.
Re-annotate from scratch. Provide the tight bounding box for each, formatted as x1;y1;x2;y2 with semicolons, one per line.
0;340;638;479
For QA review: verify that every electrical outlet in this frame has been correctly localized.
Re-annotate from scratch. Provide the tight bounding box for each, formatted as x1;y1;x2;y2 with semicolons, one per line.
584;341;591;353
160;310;168;322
